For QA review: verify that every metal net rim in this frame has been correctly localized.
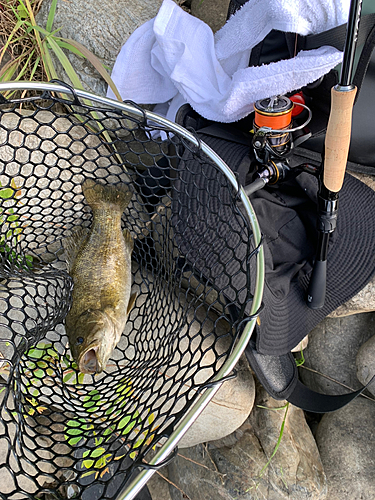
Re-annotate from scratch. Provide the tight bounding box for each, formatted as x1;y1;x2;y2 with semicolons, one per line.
0;80;265;500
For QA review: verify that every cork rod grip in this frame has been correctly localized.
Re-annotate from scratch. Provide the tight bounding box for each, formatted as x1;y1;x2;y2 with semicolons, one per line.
323;86;357;192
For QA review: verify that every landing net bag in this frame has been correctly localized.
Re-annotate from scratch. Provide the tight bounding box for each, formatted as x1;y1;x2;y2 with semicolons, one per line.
0;82;263;500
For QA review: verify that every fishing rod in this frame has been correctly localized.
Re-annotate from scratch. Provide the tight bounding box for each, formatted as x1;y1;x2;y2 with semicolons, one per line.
244;0;364;309
306;0;363;309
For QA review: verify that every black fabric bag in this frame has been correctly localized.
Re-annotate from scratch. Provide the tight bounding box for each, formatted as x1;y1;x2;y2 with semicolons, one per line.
172;114;375;412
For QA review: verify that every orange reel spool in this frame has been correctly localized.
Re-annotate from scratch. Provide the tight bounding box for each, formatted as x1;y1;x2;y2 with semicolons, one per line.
254;95;294;129
253;96;294;157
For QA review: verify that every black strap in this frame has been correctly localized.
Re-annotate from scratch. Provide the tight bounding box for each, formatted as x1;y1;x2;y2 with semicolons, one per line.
300;13;375;52
245;339;375;413
287;379;374;413
227;0;248;19
248;13;375;101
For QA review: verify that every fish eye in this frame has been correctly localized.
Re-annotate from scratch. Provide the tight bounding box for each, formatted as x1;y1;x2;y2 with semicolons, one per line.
76;337;84;345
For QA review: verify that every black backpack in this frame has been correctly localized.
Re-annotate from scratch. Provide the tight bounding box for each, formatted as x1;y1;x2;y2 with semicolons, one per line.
173;0;375;413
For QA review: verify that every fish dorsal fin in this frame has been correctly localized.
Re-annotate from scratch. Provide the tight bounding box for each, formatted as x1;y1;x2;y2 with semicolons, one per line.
123;228;134;252
127;292;137;315
62;227;89;272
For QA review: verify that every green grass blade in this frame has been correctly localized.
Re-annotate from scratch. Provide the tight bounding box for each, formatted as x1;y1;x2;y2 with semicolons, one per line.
54;39;86;58
47;37;83;88
46;0;58;32
0;61;19;82
40;41;58;80
0;19;24;66
258;403;289;480
65;38;122;101
29;55;41;81
31;24;62;38
14;50;35;81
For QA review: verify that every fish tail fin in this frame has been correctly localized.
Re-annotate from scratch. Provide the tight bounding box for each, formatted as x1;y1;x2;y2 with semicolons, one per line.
82;179;133;212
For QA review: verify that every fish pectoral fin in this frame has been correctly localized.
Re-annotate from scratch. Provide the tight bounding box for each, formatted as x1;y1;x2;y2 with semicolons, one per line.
123;228;134;252
127;292;137;315
62;227;89;271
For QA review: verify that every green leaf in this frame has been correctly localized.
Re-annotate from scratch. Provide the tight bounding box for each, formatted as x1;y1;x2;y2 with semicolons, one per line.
90;447;105;458
17;3;29;19
47;348;59;358
83;401;96;408
46;0;58;32
63;371;74;383
86;406;99;413
81;470;97;479
103;425;115;436
82;459;94;469
66;420;82;428
118;415;131;430
94;436;104;447
94;453;112;468
27;348;45;359
0;188;14;199
68;436;82;446
66;427;83;436
122;420;137;435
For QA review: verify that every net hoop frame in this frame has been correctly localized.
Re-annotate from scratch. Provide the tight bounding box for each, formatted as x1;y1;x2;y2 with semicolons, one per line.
0;81;265;500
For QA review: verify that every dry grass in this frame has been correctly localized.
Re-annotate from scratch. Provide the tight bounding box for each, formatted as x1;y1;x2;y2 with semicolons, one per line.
0;0;46;81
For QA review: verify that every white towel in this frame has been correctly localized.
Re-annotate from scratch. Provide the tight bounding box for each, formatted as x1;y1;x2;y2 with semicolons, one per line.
107;0;349;123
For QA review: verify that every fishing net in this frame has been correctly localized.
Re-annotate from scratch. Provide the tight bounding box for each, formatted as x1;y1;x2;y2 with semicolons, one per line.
0;82;263;500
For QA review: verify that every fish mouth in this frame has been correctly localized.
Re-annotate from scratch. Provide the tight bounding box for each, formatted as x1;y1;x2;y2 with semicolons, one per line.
79;345;102;374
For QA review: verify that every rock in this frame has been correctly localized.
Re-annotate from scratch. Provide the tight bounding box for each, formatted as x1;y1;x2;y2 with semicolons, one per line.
191;0;230;32
315;396;375;500
167;384;327;500
299;313;375;396
178;355;255;448
329;172;375;318
328;277;375;318
36;0;164;95
147;468;173;500
356;334;375;397
291;334;308;353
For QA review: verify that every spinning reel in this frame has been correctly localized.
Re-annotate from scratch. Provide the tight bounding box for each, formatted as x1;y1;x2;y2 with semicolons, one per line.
245;93;317;194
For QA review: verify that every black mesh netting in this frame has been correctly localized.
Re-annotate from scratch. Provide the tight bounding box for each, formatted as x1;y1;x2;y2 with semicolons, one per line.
0;85;260;500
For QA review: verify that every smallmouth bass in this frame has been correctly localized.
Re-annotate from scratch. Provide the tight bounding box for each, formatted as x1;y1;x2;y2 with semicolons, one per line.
63;179;136;374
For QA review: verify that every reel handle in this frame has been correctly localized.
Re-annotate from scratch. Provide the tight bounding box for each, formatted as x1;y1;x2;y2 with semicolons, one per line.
323;85;357;192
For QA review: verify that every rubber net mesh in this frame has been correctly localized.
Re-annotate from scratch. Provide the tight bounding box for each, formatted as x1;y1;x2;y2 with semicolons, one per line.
0;87;257;500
